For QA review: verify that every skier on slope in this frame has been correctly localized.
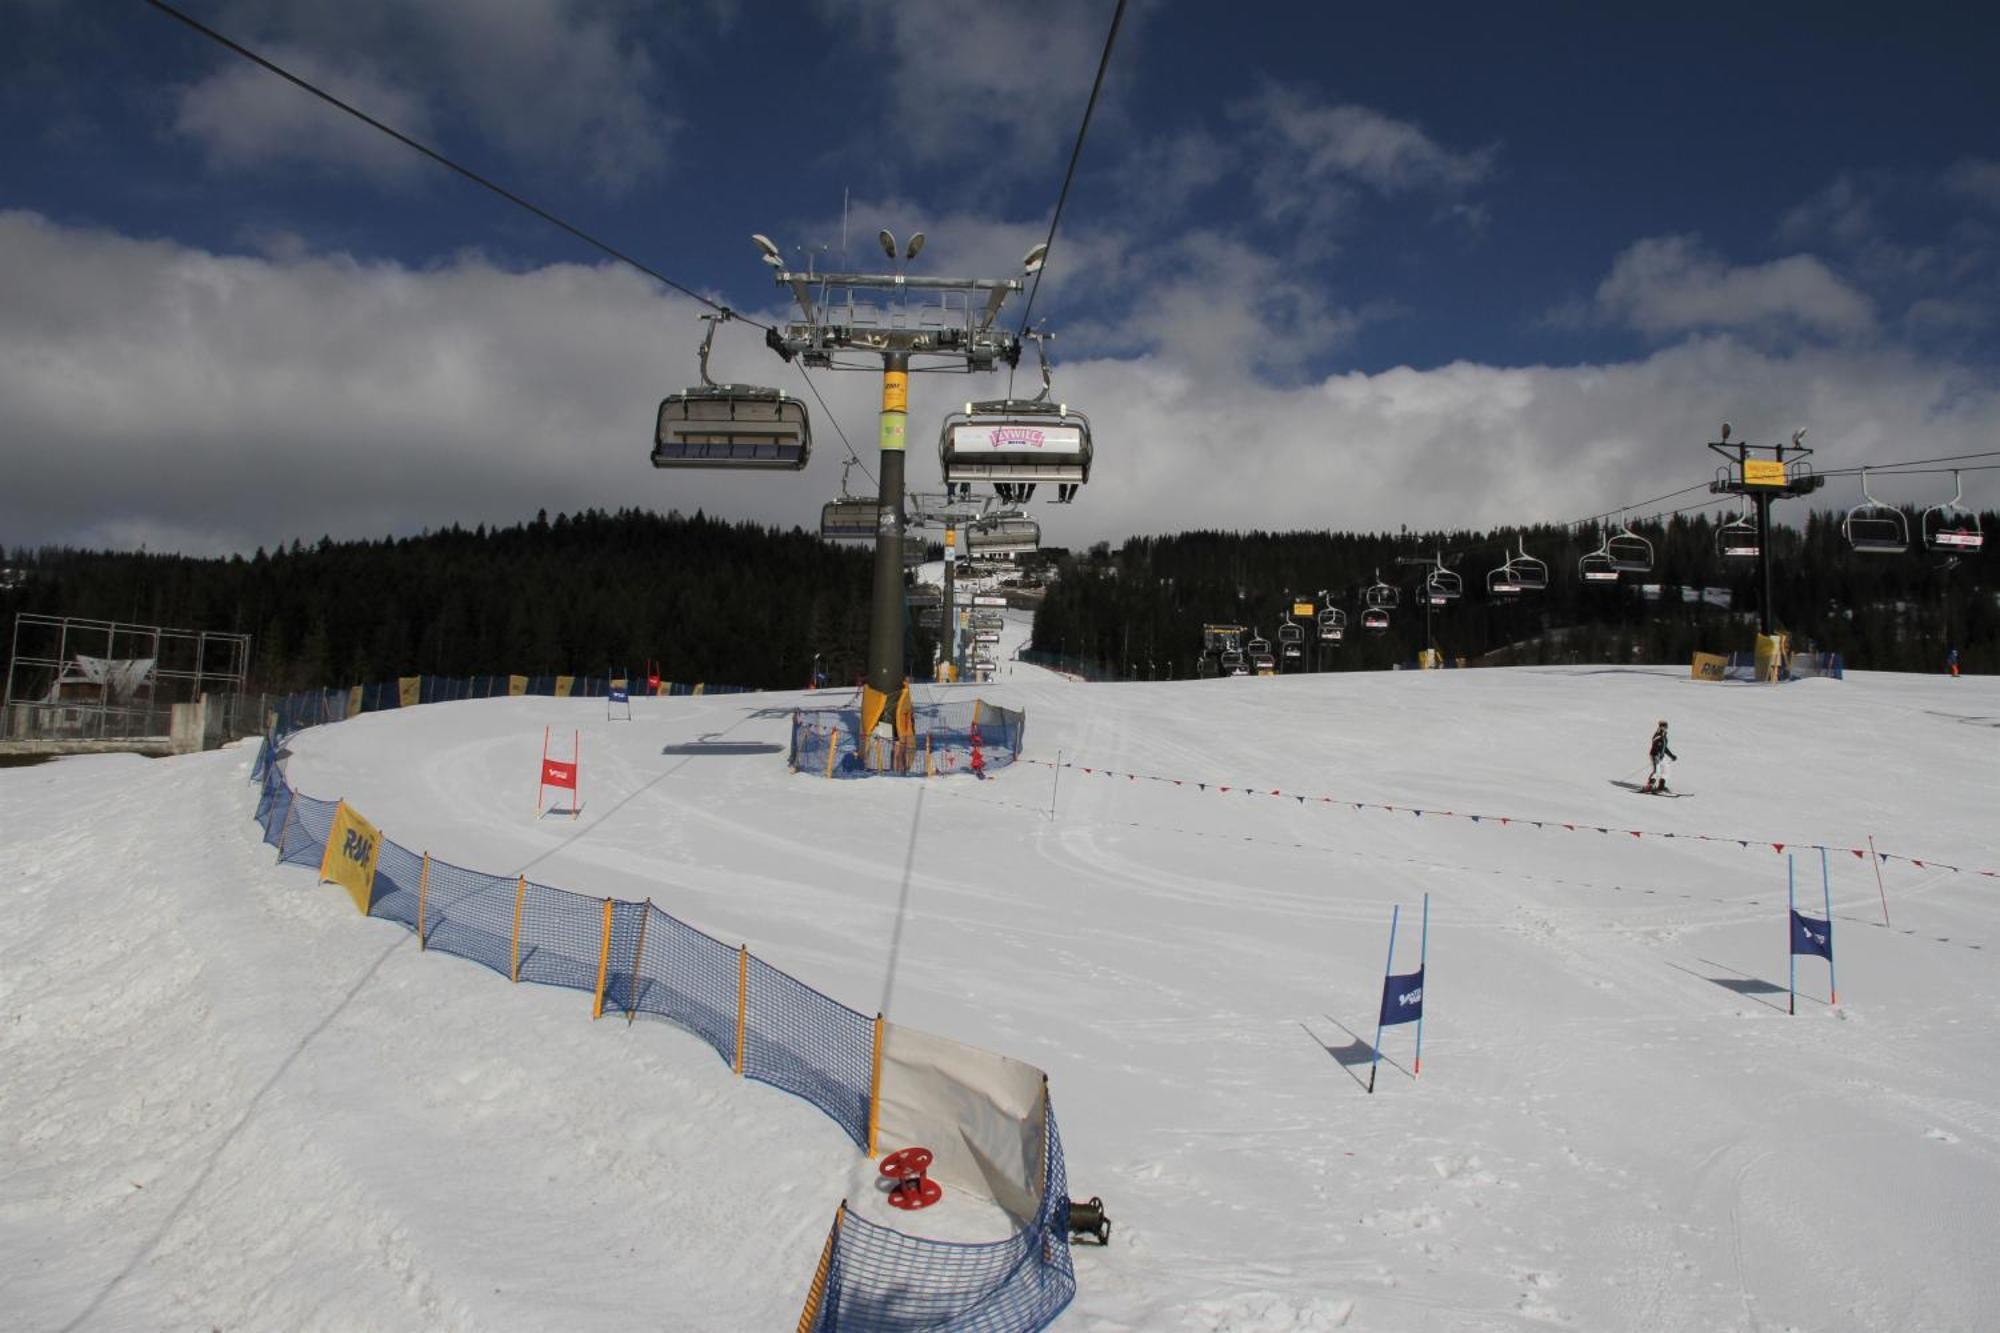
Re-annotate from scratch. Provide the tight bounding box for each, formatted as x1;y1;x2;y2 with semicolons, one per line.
1644;719;1678;794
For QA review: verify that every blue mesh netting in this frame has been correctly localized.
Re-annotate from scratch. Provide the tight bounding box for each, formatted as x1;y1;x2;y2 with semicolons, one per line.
368;838;425;933
421;856;520;980
516;882;607;993
596;898;650;1014
809;1103;1075;1332
276;793;337;870
792;700;1027;781
630;904;739;1067
744;955;873;1149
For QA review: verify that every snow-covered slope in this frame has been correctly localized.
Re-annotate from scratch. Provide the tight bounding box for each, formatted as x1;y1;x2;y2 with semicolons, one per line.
5;661;1997;1331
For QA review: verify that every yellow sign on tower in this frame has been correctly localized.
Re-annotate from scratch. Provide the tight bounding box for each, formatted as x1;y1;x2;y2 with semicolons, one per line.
1743;459;1788;487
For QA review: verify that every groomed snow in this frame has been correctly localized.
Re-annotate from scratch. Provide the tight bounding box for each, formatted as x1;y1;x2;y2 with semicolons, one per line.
6;618;1998;1331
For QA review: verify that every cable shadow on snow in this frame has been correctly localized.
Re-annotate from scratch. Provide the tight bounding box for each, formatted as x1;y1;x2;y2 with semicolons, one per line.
60;933;410;1333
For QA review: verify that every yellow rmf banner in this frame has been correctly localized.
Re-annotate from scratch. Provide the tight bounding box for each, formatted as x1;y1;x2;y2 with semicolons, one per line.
319;801;383;915
555;675;575;698
508;675;528;697
348;685;363;716
398;676;421;707
1691;651;1728;681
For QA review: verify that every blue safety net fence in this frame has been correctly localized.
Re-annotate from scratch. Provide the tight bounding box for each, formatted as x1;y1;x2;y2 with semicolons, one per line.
251;685;1074;1333
790;699;1027;780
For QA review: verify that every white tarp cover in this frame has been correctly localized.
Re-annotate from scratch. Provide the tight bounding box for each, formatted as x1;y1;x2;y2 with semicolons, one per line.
48;654;156;703
876;1022;1047;1225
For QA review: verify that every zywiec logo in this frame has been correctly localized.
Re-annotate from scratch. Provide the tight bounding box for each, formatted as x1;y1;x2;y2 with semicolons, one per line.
1800;926;1827;948
341;827;375;865
1398;988;1423;1008
985;426;1046;450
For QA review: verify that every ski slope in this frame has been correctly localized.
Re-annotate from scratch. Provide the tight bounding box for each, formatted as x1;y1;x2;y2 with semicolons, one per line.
6;617;1999;1331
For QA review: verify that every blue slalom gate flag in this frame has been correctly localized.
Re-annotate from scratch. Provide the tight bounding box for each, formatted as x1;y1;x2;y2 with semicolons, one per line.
1380;967;1425;1026
609;684;629;703
1791;910;1832;960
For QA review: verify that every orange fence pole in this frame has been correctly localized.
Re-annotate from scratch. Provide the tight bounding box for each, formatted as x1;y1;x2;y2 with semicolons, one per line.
824;731;840;779
591;898;614;1019
867;1013;885;1158
734;944;749;1075
416;852;430;949
626;899;651;1024
510;874;527;982
795;1203;845;1333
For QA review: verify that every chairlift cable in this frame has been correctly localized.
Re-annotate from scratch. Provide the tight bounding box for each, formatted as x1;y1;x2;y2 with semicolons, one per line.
795;365;874;487
1008;0;1129;393
143;0;762;328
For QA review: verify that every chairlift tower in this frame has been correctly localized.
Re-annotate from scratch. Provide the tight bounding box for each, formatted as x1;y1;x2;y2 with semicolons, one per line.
1707;424;1824;639
1394;552;1458;656
754;231;1039;701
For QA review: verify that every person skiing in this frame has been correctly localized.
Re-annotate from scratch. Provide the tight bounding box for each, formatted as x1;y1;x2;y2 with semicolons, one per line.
1644;720;1678;793
1948;646;1960;679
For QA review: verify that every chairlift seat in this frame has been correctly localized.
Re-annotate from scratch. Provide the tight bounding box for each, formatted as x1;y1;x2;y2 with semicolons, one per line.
1510;557;1549;591
1923;508;1984;552
654;387;810;470
1844;506;1909;555
1362;608;1390;632
940;400;1092;488
1277;623;1305;645
820;497;881;541
1605;533;1654;573
1426;570;1463;601
966;518;1041;557
1363;583;1400;611
1580;552;1619;582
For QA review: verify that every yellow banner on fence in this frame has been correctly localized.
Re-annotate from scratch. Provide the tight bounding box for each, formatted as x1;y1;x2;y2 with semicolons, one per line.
508;675;528;696
1691;651;1728;681
692;683;705;697
398;676;421;707
348;685;363;716
319;800;383;915
555;675;574;698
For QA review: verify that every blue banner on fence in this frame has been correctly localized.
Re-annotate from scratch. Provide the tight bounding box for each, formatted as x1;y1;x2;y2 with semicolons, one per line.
609;685;629;703
1380;967;1425;1026
1791;910;1833;959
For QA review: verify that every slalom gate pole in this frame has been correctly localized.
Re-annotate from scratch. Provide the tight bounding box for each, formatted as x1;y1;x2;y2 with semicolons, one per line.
1414;893;1429;1077
538;726;549;813
1788;855;1797;1016
1050;749;1061;821
1822;847;1838;1005
1369;903;1400;1094
573;730;580;821
1868;834;1891;927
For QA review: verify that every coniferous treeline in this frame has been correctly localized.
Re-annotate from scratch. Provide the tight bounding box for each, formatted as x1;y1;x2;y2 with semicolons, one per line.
1;509;895;692
1030;510;1998;679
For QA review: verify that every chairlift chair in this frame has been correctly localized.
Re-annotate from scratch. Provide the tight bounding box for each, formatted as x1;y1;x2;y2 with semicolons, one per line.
653;313;810;470
1717;509;1760;559
966;517;1042;557
1277;620;1304;660
1246;631;1272;659
1362;571;1400;611
1317;606;1347;643
1843;470;1912;554
1362;607;1390;632
1921;471;1984;552
937;335;1091;499
1509;539;1549;592
1604;520;1654;573
1579;547;1620;582
1486;564;1522;597
820;460;880;541
1221;650;1248;675
1425;553;1462;601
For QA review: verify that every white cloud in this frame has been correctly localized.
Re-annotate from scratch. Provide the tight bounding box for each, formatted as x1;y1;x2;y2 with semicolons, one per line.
1591;235;1876;340
1;211;1992;564
170;1;671;191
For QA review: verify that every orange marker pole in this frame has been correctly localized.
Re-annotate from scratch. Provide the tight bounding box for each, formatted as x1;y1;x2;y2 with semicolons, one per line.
734;945;748;1076
867;1013;885;1158
510;874;527;982
591;898;614;1019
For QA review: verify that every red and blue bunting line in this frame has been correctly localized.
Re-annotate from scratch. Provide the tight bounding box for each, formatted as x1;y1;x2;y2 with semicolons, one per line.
1019;757;1995;880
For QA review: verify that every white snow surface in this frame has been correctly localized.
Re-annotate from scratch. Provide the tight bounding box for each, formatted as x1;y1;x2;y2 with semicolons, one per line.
6;616;1999;1331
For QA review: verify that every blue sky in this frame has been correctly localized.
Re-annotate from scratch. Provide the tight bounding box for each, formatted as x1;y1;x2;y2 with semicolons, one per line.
3;1;1997;554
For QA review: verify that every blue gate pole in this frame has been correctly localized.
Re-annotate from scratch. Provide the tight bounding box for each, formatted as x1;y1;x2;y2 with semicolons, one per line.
1787;854;1797;1016
1821;846;1838;1006
1413;893;1430;1077
1368;903;1400;1094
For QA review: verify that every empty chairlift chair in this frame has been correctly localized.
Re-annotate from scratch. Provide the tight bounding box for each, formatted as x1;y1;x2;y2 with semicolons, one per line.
653;313;811;471
820;460;880;541
1604;520;1654;573
1318;606;1347;643
1362;607;1390;633
1247;632;1276;674
1716;509;1760;559
1508;539;1550;592
1921;471;1984;553
1843;470;1911;555
1278;620;1305;660
1487;561;1522;597
1579;537;1620;583
965;517;1042;558
1363;572;1400;612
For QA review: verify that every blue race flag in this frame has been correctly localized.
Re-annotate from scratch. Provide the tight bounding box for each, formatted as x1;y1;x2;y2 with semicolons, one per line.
1380;967;1425;1026
609;685;629;703
1791;910;1832;960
